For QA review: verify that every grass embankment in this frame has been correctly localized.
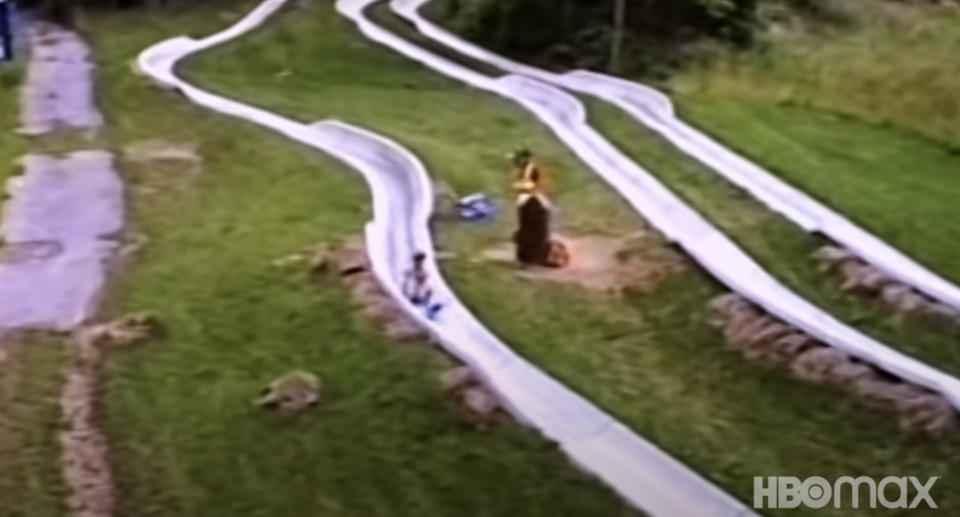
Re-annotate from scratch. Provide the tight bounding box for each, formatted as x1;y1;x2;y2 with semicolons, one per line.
182;2;960;516
0;336;67;517
82;2;633;516
591;100;960;376
673;99;960;285
670;0;960;284
676;0;960;148
0;64;24;181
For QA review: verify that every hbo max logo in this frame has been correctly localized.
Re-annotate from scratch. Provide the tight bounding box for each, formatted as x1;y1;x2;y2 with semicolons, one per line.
753;476;939;510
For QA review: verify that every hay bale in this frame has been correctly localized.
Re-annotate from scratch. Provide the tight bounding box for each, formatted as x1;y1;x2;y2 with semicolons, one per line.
306;247;331;275
926;302;960;321
384;318;427;342
461;386;499;419
256;371;321;413
349;275;382;300
362;298;400;326
77;313;162;349
330;242;368;277
762;333;818;365
771;333;817;356
838;261;873;291
708;293;747;316
880;284;914;305
790;347;850;384
893;291;928;314
812;246;857;270
852;378;925;413
828;361;876;386
898;394;958;437
440;366;476;393
725;313;775;346
859;268;895;292
747;322;793;346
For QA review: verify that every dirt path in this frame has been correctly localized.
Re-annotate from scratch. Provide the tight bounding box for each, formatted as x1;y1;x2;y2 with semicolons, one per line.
2;20;122;517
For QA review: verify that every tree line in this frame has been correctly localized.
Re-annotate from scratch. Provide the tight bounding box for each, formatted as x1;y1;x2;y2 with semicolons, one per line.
431;0;827;76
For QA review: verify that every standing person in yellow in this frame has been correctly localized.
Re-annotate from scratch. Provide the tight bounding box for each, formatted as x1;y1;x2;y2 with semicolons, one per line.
507;149;569;268
510;148;550;195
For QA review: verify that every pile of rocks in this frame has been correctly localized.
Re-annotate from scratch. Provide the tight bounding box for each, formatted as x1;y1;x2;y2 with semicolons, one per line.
709;293;958;437
322;239;429;342
814;245;960;323
440;366;502;422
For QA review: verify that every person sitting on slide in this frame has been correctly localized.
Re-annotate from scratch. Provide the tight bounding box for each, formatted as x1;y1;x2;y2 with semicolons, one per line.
402;252;443;319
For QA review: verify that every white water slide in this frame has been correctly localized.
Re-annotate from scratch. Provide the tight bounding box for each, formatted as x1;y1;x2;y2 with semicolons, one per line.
137;1;759;514
392;0;960;314
337;0;960;406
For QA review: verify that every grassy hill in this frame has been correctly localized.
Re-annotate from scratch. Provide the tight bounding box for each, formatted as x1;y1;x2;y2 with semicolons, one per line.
3;0;960;515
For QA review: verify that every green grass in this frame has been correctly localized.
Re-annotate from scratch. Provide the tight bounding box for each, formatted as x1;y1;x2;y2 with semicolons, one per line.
590;99;960;376
174;2;960;516
666;0;960;289
0;64;24;196
674;0;960;148
677;98;960;284
80;2;634;516
0;335;68;517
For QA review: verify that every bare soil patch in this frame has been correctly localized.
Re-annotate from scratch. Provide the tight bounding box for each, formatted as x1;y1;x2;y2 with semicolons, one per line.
122;139;202;193
481;232;685;294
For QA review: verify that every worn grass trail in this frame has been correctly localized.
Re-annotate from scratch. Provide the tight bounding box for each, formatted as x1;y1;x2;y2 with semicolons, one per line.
175;2;960;516
0;335;67;517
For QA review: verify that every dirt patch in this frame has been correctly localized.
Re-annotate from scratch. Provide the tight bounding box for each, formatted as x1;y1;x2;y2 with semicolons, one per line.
60;315;161;517
709;293;958;437
439;365;503;427
124;139;200;165
60;336;111;517
481;232;684;294
123;139;202;193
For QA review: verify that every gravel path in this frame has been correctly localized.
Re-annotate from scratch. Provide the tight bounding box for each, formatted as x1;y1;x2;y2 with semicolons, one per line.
0;151;123;333
18;21;103;135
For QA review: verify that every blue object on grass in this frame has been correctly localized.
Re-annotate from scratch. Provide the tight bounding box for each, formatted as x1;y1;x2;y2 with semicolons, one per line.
457;193;497;221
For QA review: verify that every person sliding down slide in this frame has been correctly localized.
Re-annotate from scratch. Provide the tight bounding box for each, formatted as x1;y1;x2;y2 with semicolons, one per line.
402;252;443;319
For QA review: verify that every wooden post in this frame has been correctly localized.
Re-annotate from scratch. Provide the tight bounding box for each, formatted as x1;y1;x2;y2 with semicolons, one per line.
609;0;626;74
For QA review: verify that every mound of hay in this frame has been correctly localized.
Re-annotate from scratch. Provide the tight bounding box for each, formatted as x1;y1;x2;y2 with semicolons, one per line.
439;365;501;422
814;245;960;324
256;371;321;413
709;293;957;436
76;312;162;349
